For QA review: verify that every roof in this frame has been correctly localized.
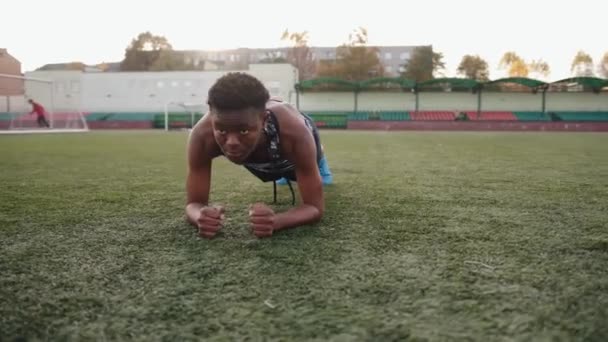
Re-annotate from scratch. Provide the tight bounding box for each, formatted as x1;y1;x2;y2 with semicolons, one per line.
551;77;608;91
36;63;75;71
0;48;20;64
359;77;416;89
485;77;547;89
36;62;122;72
418;77;481;90
295;76;608;92
297;77;359;90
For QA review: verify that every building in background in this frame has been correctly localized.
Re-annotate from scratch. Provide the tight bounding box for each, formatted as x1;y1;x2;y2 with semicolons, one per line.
0;48;24;95
33;45;423;78
189;46;421;77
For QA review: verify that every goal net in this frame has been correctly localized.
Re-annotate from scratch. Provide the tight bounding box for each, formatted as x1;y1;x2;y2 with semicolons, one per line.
162;101;207;131
0;73;89;134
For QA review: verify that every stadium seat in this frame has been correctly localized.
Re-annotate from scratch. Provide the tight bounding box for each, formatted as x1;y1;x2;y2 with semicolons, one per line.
410;111;456;121
466;111;517;121
513;112;550;121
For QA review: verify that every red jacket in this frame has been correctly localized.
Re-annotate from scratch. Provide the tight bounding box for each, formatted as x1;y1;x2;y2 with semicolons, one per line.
30;102;46;117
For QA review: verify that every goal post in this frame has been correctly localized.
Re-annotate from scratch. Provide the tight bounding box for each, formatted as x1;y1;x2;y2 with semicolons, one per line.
0;73;89;134
163;101;206;131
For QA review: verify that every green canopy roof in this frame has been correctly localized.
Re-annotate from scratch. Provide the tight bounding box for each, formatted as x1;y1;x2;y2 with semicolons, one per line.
297;77;358;90
484;77;548;88
551;77;608;90
418;77;481;89
358;77;416;89
296;76;608;92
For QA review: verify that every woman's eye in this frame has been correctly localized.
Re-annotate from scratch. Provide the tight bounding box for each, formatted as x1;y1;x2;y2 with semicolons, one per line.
218;130;227;135
240;129;249;135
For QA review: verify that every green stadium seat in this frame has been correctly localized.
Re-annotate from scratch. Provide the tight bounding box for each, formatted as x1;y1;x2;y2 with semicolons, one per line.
513;112;550;121
553;112;608;121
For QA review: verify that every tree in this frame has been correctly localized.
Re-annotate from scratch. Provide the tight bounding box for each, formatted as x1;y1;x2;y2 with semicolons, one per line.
149;52;206;71
120;31;174;71
599;52;608;78
401;46;445;82
317;27;384;81
499;52;529;77
456;55;489;81
499;52;551;79
258;52;288;64
36;61;86;71
528;59;551;79
96;62;110;72
281;29;315;81
66;62;86;71
571;50;594;77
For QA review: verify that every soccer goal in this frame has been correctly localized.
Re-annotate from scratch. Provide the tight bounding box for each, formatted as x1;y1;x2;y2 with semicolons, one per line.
0;73;89;134
163;101;207;131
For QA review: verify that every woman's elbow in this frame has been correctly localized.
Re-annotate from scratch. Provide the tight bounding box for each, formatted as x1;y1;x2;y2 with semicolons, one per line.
312;205;324;223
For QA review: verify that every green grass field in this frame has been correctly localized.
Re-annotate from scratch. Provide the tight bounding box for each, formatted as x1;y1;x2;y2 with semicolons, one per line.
1;130;607;341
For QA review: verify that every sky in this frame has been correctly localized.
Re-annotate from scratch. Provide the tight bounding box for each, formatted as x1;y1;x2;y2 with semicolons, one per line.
1;0;606;80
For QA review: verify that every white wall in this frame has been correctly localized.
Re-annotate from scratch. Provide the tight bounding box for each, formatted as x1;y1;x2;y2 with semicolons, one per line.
26;64;298;113
24;71;81;112
81;71;225;112
22;67;607;113
480;92;543;111
299;91;607;112
479;92;608;112
298;92;356;111
546;92;608;111
0;95;27;112
248;64;298;104
357;92;416;111
418;92;478;111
